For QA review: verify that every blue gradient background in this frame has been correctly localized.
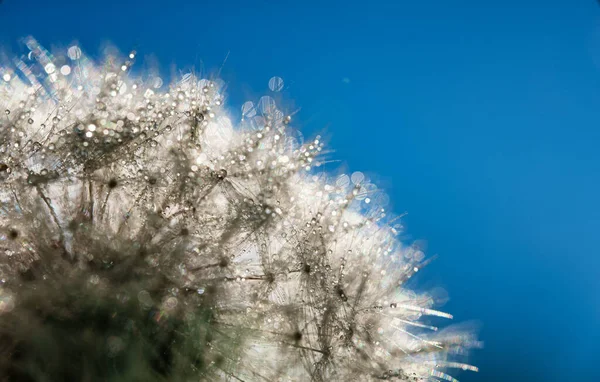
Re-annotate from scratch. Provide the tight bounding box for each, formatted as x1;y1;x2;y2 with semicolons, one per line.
1;1;599;380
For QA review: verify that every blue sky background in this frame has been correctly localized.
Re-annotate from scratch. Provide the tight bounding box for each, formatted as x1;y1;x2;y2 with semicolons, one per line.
1;0;599;380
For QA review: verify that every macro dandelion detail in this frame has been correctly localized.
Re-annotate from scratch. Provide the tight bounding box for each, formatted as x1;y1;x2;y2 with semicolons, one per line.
0;37;479;381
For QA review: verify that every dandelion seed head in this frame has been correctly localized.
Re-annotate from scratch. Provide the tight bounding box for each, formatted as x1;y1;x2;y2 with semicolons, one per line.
0;38;478;381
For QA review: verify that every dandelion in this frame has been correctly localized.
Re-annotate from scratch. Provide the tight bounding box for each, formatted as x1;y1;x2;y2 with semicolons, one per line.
0;37;479;381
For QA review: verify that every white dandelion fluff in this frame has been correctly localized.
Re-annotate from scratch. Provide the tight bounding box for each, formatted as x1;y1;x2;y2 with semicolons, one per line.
0;37;479;381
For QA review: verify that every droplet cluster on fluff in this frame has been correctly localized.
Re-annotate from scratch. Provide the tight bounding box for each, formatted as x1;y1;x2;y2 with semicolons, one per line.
0;37;479;381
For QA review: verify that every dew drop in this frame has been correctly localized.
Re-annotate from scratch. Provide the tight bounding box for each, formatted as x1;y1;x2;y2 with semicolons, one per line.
152;77;163;89
67;46;82;60
44;63;56;74
216;169;227;180
0;164;11;180
107;178;118;189
268;76;284;92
